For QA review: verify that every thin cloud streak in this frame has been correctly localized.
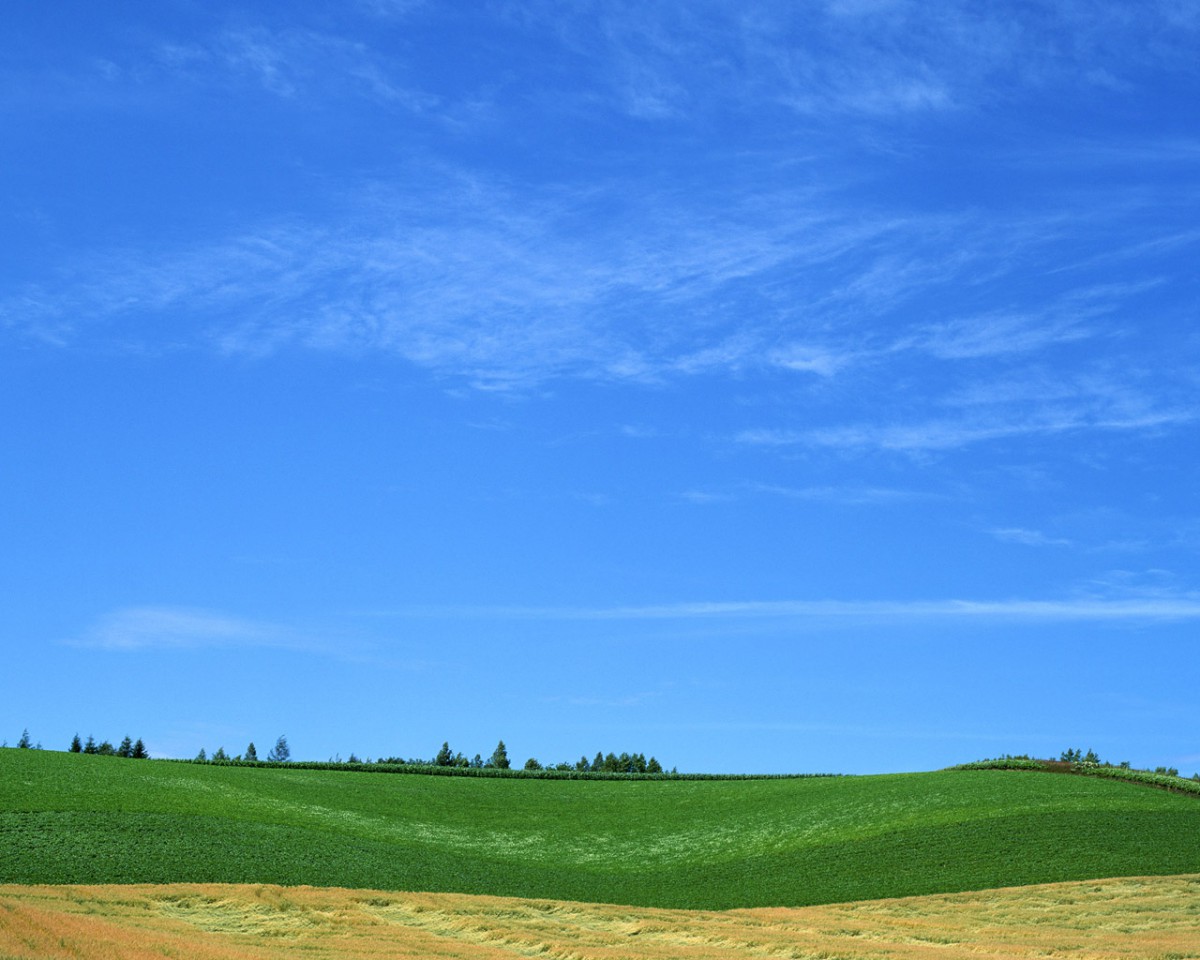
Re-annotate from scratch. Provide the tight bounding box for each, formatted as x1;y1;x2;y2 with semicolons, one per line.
375;596;1200;623
739;405;1196;453
681;483;923;506
992;527;1072;547
155;25;437;110
67;606;333;653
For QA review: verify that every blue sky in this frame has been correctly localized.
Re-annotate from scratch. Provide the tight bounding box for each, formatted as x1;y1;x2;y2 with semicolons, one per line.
3;1;1198;775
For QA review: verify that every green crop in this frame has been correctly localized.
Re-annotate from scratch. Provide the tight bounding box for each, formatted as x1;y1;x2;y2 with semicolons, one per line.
2;749;1198;908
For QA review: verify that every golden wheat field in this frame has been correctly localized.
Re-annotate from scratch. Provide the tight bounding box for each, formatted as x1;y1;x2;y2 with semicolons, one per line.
1;875;1198;960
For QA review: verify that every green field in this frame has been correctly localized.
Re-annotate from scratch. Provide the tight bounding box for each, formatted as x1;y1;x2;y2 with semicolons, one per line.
2;749;1199;909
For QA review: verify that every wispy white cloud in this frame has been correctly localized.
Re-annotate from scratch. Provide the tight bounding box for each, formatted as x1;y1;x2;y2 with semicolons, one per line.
0;174;902;387
750;482;921;504
67;606;326;653
356;0;427;19
543;0;1200;125
739;380;1196;453
915;312;1094;361
682;482;921;506
680;489;736;505
379;595;1200;623
6;169;1196;465
150;23;438;110
765;343;855;377
991;527;1072;547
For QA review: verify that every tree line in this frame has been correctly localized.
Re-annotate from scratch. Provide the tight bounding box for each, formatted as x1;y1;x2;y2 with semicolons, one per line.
196;735;290;764
959;748;1198;783
70;733;149;758
1058;746;1185;779
372;740;668;774
4;729;152;758
12;729;672;775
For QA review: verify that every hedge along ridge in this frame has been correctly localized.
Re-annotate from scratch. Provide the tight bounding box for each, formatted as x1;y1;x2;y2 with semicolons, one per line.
949;758;1200;798
171;758;843;781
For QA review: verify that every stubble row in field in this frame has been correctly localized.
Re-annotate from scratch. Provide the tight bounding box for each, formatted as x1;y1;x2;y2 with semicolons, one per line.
2;875;1198;960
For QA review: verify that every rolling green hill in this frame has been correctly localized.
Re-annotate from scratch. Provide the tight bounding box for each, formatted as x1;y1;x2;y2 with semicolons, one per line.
2;748;1199;908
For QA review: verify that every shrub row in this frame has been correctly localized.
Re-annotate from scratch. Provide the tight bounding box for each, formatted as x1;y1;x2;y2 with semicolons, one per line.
173;758;842;781
1069;763;1200;797
949;757;1200;798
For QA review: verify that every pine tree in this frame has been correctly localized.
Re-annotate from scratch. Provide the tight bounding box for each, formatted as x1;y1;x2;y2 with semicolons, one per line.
646;756;663;774
245;742;258;761
268;734;290;763
576;755;590;772
213;746;228;761
84;735;98;755
132;739;148;759
489;740;510;770
523;757;543;771
97;740;115;756
17;729;31;749
69;734;82;753
196;748;208;761
593;751;604;771
435;741;453;766
117;736;134;758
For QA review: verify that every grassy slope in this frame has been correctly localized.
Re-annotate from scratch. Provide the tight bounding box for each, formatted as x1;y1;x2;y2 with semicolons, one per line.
2;749;1199;908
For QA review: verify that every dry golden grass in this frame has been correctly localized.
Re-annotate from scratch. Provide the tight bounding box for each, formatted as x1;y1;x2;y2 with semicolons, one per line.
2;875;1197;960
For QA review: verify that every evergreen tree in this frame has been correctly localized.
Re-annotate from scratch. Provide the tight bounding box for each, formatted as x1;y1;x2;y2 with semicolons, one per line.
603;752;619;772
268;735;290;762
593;750;604;771
17;729;31;749
117;736;134;758
646;756;663;774
96;740;115;756
576;755;590;772
523;757;543;771
471;753;484;768
196;748;208;761
245;742;258;761
69;734;82;753
435;741;453;766
489;740;510;770
83;735;98;755
632;752;647;774
132;738;148;759
213;746;228;761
